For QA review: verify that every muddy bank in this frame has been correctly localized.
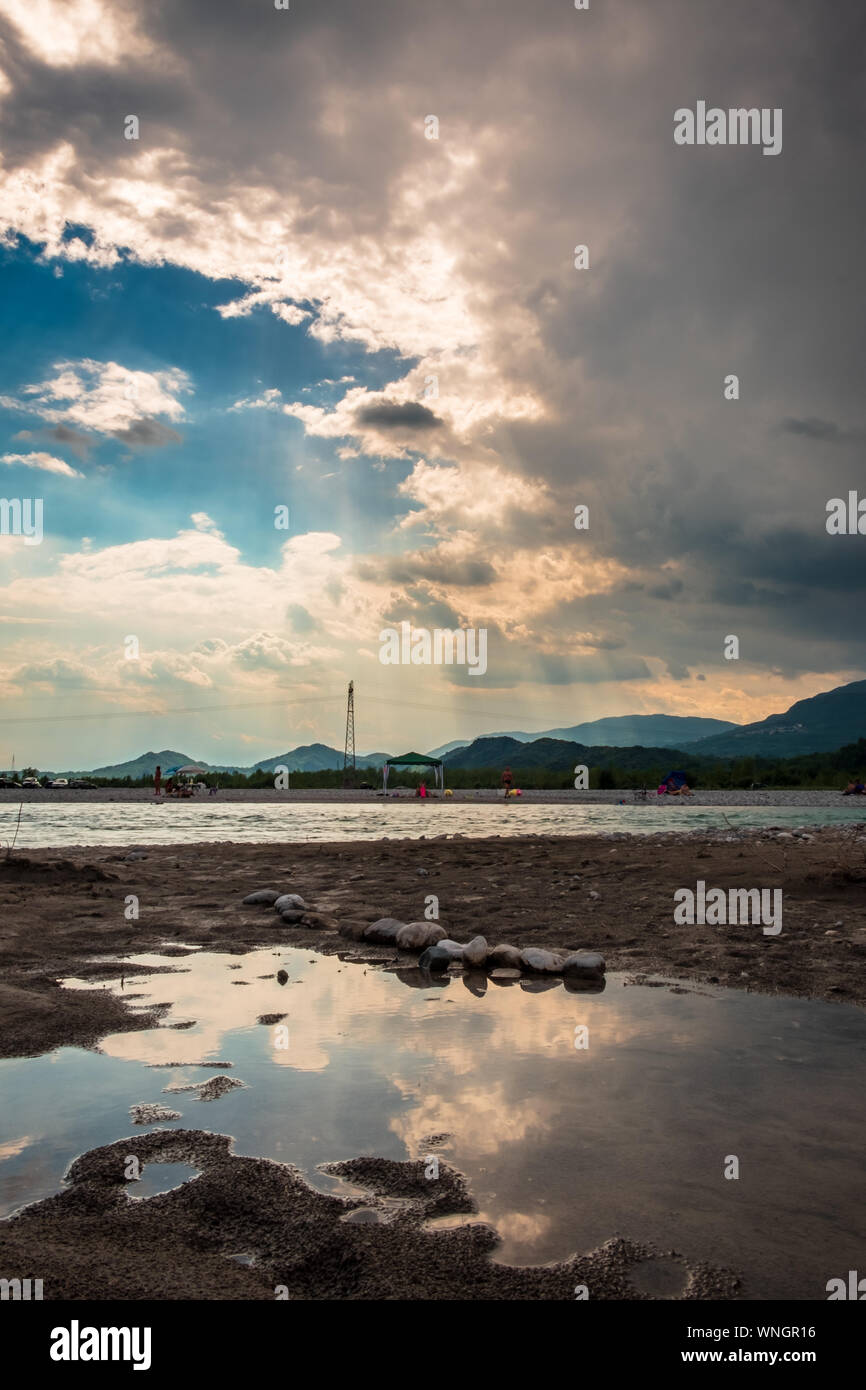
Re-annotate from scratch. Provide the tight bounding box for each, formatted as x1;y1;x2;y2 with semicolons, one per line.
0;826;864;1058
0;1128;739;1300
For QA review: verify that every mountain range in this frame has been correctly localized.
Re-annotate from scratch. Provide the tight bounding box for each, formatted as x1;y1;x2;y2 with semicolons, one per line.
31;678;866;777
428;713;736;757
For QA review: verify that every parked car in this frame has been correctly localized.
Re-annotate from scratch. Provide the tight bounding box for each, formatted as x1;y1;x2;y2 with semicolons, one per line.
51;778;69;788
0;777;22;788
69;779;96;789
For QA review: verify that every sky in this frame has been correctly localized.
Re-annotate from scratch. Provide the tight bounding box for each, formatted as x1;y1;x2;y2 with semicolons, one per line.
0;0;864;769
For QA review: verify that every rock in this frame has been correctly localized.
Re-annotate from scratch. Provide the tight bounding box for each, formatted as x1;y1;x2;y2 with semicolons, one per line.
274;893;306;912
588;890;600;900
242;889;282;906
338;920;372;941
435;939;467;960
487;943;523;970
396;921;446;950
562;950;606;979
299;912;339;930
418;946;452;973
489;968;521;981
276;969;289;984
278;911;305;924
363;917;405;944
462;935;488;968
520;947;565;973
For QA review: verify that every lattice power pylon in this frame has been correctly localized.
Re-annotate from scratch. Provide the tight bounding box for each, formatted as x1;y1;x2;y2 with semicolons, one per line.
342;680;356;786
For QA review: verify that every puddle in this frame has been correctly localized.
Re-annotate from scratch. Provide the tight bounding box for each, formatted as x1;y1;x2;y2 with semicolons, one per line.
0;944;864;1299
129;1162;201;1200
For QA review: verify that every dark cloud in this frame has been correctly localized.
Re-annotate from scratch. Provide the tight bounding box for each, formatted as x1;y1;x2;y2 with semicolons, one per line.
110;419;183;447
1;0;864;695
648;579;684;600
355;401;442;431
371;553;497;587
46;425;94;459
780;417;865;444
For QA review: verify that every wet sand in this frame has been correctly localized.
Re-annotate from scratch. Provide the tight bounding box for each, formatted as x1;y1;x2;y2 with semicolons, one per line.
1;825;864;1060
1;826;863;1299
0;1128;738;1301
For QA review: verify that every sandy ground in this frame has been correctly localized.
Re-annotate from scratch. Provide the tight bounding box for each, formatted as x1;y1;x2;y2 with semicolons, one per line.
1;825;864;1299
0;786;860;805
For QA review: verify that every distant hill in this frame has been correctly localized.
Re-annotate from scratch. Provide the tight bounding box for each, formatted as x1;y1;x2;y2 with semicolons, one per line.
427;715;735;757
239;744;390;773
426;739;472;758
690;680;866;758
75;749;197;779
491;714;739;746
443;735;701;773
59;745;391;779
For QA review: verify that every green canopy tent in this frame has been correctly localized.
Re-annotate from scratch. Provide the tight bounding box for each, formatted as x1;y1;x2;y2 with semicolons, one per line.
382;752;444;793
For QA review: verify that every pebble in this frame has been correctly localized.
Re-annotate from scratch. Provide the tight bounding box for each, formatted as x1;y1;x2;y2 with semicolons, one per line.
418;945;452;973
274;893;307;913
462;935;489;968
362;917;405;944
395;921;446;950
487;943;523;970
562;950;606;979
520;947;565;973
435;939;468;960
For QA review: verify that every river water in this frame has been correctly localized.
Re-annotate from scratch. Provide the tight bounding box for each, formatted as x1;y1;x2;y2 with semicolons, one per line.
2;800;864;848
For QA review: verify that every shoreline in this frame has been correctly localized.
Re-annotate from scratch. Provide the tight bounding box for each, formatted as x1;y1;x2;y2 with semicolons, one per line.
1;824;864;1064
1;786;861;806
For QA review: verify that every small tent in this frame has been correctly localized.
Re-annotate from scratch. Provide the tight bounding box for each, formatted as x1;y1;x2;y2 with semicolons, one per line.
382;752;444;793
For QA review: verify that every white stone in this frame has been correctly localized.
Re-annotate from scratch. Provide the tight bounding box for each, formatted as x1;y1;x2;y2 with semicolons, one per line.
520;947;565;973
274;893;307;912
462;935;488;968
562;950;606;978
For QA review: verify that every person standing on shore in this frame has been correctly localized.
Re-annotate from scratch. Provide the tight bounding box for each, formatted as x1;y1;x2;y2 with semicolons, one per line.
501;766;513;799
154;765;161;797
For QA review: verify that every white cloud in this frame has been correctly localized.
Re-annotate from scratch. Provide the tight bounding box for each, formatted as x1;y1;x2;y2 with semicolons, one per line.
0;359;191;436
0;450;82;477
0;0;161;68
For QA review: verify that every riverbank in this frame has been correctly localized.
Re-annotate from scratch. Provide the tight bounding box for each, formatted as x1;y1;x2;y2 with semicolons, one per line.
1;824;864;1062
0;786;859;805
